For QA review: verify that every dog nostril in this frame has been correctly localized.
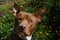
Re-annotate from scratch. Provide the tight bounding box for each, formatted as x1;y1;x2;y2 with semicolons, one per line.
20;25;26;29
23;27;26;28
20;26;23;28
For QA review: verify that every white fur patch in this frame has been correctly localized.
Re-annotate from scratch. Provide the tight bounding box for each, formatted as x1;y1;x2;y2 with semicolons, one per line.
26;35;32;40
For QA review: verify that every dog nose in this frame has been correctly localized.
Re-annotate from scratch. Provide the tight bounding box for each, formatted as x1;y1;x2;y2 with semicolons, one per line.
20;25;26;29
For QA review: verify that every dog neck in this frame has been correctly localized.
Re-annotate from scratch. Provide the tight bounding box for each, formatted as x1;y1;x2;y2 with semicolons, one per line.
13;30;33;40
18;34;32;40
26;35;32;40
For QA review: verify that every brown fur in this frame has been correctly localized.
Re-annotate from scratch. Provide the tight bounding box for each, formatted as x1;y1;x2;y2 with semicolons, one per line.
15;11;39;36
7;3;46;40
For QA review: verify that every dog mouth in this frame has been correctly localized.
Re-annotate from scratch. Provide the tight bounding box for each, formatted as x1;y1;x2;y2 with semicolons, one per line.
18;26;31;36
19;28;31;36
19;26;25;31
23;29;31;36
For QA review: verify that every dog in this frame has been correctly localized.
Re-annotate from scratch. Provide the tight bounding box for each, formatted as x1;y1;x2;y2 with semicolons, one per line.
7;3;46;40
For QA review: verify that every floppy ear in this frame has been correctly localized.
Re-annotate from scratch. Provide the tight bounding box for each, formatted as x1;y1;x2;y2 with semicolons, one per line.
34;7;46;22
13;3;20;16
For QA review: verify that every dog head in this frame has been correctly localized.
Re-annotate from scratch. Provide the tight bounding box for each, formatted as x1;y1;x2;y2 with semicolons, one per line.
13;3;46;37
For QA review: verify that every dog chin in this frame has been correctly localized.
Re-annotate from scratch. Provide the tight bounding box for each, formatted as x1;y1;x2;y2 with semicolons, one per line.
18;31;31;38
23;31;31;36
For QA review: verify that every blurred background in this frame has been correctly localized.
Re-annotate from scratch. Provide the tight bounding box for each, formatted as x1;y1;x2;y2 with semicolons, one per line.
0;0;60;40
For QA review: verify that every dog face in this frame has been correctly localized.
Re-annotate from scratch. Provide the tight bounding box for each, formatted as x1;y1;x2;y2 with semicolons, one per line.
13;3;46;37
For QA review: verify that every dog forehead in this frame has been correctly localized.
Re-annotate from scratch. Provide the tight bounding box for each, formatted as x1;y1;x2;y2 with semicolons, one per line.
18;11;36;18
20;11;32;16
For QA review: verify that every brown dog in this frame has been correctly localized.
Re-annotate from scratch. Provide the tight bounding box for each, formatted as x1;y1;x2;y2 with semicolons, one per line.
7;3;46;40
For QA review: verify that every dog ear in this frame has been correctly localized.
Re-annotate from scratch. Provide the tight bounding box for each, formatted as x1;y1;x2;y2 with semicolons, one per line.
13;3;20;16
34;7;46;22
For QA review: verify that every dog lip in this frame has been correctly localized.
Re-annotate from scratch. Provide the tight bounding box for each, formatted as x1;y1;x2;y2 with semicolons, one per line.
19;26;25;30
22;30;32;36
22;31;27;36
19;27;25;32
20;28;25;31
